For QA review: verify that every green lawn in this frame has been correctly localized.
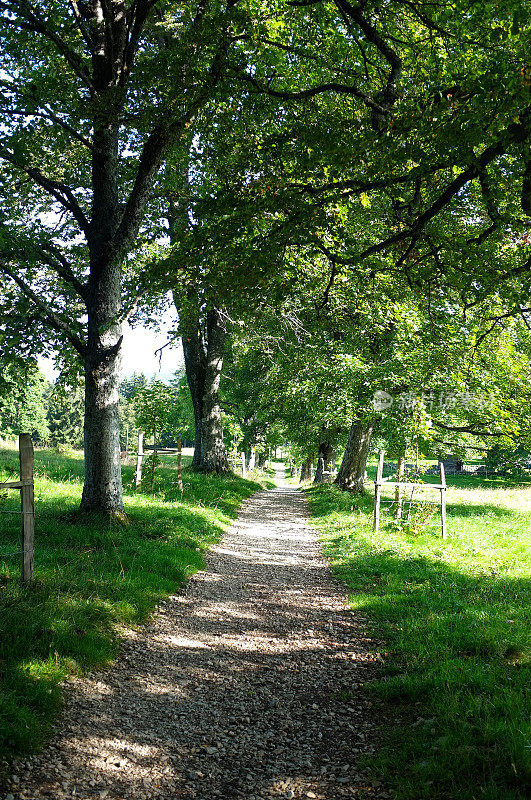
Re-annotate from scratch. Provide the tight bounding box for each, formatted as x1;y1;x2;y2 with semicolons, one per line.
308;478;531;800
0;447;271;760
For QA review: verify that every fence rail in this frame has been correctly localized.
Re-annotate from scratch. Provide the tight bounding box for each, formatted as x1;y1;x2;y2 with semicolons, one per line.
374;450;447;540
0;434;35;581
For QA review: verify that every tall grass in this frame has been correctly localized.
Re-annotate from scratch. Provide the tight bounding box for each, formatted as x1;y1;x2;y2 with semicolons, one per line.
308;478;531;800
0;447;271;760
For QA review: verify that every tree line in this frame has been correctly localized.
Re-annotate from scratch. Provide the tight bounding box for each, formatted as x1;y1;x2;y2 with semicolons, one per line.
1;1;531;512
0;365;194;453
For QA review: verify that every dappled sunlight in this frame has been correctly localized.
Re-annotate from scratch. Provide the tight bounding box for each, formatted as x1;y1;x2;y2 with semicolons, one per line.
12;483;382;800
154;634;211;649
190;603;263;622
310;480;530;798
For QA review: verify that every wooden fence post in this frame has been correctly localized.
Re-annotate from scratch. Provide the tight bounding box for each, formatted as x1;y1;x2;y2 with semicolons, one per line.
394;455;405;519
439;461;447;540
177;434;183;493
19;434;35;583
135;432;144;489
373;450;384;533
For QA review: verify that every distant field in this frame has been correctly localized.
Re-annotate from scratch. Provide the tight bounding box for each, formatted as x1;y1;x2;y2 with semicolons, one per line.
309;478;531;800
0;447;271;760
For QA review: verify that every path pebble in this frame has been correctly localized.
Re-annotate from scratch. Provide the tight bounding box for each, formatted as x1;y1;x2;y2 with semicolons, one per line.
2;470;387;800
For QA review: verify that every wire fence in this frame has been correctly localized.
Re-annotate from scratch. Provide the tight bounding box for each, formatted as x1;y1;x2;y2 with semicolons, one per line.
0;434;35;580
374;451;448;540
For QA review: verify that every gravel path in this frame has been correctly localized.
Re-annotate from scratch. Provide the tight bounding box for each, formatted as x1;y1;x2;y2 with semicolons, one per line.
4;469;387;800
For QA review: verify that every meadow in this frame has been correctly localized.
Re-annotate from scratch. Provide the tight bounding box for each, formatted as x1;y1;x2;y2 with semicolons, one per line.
308;472;531;800
0;446;271;760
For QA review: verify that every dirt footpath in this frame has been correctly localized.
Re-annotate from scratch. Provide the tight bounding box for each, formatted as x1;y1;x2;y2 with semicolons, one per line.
4;474;387;800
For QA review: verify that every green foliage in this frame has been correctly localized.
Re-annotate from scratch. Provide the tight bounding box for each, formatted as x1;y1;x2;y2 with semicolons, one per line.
164;370;195;446
0;361;49;441
46;380;84;449
0;446;267;759
133;379;171;442
486;443;531;475
309;480;531;800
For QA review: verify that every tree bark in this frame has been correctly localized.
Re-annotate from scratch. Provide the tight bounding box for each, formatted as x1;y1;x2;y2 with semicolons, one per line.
314;440;336;483
300;456;313;482
257;450;267;468
335;421;374;493
81;109;124;511
81;262;124;512
179;300;206;470
199;309;230;473
174;295;229;473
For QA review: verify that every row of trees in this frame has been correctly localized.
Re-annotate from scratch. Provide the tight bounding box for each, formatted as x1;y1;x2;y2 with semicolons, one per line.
1;1;531;511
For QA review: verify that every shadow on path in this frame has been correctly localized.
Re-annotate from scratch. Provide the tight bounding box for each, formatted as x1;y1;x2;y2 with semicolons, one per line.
10;468;385;800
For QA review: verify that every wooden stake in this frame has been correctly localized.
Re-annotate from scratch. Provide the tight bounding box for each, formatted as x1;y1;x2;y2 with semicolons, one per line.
439;461;447;540
177;434;183;493
135;432;144;489
373;450;384;533
19;434;34;583
394;455;405;519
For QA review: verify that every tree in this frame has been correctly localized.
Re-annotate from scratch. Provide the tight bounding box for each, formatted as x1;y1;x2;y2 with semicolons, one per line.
47;380;85;449
0;0;242;512
133;378;172;490
119;372;148;453
173;1;531;359
2;0;529;512
164;369;195;447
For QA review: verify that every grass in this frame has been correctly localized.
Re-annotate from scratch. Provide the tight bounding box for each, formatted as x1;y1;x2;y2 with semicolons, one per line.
307;478;531;800
0;446;272;762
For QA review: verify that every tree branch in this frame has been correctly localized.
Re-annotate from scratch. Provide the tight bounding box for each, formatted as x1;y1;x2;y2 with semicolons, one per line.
0;146;90;235
67;0;94;49
39;243;88;300
0;1;94;92
41;105;94;151
237;70;388;116
433;420;509;437
357;114;531;262
116;34;228;255
0;261;86;355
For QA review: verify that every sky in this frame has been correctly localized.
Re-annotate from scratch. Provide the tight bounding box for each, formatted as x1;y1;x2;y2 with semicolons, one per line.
38;314;183;383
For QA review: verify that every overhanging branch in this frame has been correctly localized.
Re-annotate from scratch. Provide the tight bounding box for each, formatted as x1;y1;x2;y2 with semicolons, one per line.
0;147;90;236
0;261;86;356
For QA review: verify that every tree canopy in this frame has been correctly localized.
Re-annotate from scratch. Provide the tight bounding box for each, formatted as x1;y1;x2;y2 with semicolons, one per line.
1;1;531;495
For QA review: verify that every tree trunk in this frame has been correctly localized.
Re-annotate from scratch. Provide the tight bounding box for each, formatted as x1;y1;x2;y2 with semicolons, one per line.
314;441;336;484
179;300;206;470
177;302;231;472
170;174;229;473
300;456;313;482
81;113;124;512
335;421;374;493
199;309;229;473
81;277;124;512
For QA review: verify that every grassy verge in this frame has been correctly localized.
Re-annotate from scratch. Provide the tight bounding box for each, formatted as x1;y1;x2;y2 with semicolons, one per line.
0;447;272;761
308;479;530;800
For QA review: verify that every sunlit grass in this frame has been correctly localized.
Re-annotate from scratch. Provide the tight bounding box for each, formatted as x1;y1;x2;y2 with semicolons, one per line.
308;480;531;800
0;447;271;759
